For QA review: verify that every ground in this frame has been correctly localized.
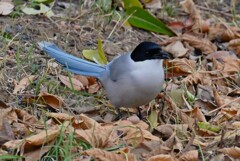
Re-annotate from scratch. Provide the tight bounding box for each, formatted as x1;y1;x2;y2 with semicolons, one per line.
0;0;240;161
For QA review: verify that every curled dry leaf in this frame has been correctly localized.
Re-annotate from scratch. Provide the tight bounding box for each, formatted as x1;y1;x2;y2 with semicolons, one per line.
25;126;59;146
46;112;74;122
184;107;207;122
75;126;114;148
147;154;176;161
179;150;198;161
39;92;65;110
208;23;240;42
84;148;137;161
59;75;84;91
79;113;100;129
182;71;212;86
181;34;217;54
164;58;196;78
180;0;208;33
155;124;189;139
164;41;189;58
219;147;240;158
228;38;240;56
2;139;23;151
13;75;36;94
0;2;14;15
74;75;89;87
88;83;101;94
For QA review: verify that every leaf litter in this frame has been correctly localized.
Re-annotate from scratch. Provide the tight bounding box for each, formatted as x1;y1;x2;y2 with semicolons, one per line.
0;0;240;160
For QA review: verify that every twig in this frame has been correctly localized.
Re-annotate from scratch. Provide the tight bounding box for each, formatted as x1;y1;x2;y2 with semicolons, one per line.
208;97;240;114
196;5;240;19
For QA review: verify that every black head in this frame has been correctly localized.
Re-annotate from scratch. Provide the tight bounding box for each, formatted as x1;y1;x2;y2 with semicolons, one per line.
130;42;172;62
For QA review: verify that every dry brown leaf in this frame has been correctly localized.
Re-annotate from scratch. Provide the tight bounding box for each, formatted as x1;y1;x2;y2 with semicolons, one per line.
219;147;240;158
84;148;137;161
155;124;189;139
39;92;65;110
228;39;240;56
179;150;198;161
88;83;101;94
78;113;100;129
208;23;240;42
25;126;59;147
0;117;15;144
23;126;60;152
59;75;84;91
0;2;14;15
207;51;240;76
164;58;196;78
231;121;240;128
181;34;217;54
14;109;38;124
74;75;89;87
2;139;23;151
0;100;8;109
23;140;55;161
164;41;189;58
75;125;114;148
147;154;177;161
182;71;212;86
13;75;36;94
180;0;208;33
184;107;207;122
46;112;74;122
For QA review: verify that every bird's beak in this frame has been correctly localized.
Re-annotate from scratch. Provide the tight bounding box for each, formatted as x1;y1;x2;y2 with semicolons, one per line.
154;50;173;59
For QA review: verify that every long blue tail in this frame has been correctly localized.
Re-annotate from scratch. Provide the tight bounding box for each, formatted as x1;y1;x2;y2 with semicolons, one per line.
39;42;106;79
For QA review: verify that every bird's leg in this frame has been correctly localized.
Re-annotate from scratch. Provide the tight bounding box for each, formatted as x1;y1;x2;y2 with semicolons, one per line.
137;107;143;119
115;107;122;120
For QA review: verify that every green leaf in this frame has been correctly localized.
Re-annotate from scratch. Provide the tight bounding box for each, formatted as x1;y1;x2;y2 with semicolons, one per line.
123;0;142;9
197;122;221;133
126;6;176;36
82;39;108;65
33;0;54;4
147;109;158;132
97;38;108;65
22;3;54;18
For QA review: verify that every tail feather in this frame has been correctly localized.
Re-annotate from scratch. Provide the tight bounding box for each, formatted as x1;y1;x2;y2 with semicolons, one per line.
39;41;106;78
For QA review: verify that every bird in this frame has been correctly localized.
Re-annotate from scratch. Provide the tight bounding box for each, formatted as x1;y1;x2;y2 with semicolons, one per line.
39;41;171;118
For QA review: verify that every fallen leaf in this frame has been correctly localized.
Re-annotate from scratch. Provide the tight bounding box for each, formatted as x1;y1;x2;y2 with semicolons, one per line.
181;34;217;54
2;139;23;151
0;2;14;15
59;75;84;91
165;58;196;78
164;41;189;58
84;148;137;161
46;112;74;122
88;83;101;94
179;150;198;161
147;109;159;132
13;75;36;94
39;92;65;110
21;127;59;153
74;75;89;87
22;3;54;18
219;147;240;158
147;154;176;161
180;0;208;33
75;126;114;148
